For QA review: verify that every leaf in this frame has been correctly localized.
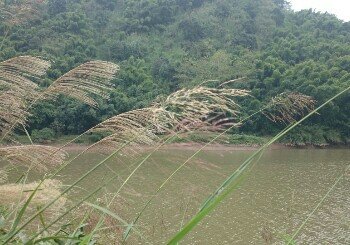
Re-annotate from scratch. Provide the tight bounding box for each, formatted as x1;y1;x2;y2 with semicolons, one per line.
167;86;350;244
85;202;145;239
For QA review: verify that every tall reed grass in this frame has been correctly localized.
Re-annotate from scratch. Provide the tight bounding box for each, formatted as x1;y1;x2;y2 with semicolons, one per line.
0;56;348;244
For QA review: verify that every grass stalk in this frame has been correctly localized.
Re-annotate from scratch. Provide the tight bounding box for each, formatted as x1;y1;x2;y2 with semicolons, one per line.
167;86;350;244
2;139;134;243
123;104;272;241
25;173;150;244
287;163;350;244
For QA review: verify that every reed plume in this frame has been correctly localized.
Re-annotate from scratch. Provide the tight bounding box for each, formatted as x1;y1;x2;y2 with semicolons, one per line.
1;57;119;138
0;57;119;176
162;87;249;119
0;1;43;24
0;92;31;136
263;92;316;124
0;179;67;228
0;56;51;137
92;86;250;149
0;56;50;97
43;61;120;107
0;145;68;172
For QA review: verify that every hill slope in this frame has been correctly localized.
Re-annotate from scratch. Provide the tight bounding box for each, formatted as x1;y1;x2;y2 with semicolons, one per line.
0;0;349;145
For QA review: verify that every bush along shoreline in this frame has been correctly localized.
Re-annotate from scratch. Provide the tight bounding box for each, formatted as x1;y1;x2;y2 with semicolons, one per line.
14;132;350;149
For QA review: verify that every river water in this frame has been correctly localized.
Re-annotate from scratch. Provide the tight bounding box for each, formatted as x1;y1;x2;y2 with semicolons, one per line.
3;147;350;244
56;147;349;244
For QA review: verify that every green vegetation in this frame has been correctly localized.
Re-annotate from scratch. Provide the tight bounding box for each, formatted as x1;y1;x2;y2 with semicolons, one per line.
2;54;345;244
0;1;349;244
0;0;349;145
168;86;350;244
170;132;268;145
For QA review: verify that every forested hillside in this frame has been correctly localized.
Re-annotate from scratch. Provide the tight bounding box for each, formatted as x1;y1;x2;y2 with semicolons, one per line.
0;0;349;145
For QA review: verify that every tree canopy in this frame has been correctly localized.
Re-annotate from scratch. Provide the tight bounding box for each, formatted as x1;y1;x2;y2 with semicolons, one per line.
0;0;349;145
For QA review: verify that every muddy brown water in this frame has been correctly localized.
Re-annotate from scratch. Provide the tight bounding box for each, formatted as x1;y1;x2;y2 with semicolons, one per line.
2;148;350;244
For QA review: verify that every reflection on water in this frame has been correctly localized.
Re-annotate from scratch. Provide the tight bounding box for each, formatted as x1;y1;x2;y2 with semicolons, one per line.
3;148;350;244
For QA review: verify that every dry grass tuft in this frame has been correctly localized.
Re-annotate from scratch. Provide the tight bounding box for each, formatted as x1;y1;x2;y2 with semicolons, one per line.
263;92;316;124
92;86;250;149
0;92;31;136
0;145;68;172
162;87;249;120
0;179;67;229
0;56;51;136
0;1;44;24
43;61;120;106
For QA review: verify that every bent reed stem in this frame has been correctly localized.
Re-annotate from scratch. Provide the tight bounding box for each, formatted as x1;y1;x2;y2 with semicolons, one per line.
167;86;350;244
287;163;350;244
123;104;272;240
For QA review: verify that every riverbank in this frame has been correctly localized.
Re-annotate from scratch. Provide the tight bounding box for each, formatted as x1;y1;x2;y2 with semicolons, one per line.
11;142;344;156
13;133;349;151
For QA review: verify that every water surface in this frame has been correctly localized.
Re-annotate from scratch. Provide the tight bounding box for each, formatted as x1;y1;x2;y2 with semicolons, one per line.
4;147;350;244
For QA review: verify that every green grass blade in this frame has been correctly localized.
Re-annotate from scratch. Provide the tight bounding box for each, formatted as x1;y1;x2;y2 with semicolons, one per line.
85;202;145;240
168;173;246;245
4;181;42;241
123;104;272;241
3;139;133;243
286;163;350;244
168;86;350;244
85;202;128;227
33;236;80;244
22;125;33;145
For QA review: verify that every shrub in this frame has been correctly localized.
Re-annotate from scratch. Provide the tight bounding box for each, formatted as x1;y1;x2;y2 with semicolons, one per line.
31;127;56;143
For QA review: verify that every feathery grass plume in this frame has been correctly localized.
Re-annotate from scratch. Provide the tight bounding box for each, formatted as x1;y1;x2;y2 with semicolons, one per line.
162;87;249;121
0;56;51;136
0;145;68;172
43;61;120;106
93;87;249;149
93;108;177;148
0;56;50;97
0;55;50;76
0;0;43;24
0;179;67;229
0;92;31;136
263;92;316;124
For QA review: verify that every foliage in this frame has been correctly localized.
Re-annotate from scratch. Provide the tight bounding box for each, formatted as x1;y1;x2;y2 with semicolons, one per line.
31;127;56;143
1;0;348;145
0;40;348;245
1;1;349;244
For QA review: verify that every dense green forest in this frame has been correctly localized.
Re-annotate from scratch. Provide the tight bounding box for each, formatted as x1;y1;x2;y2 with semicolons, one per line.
0;0;349;145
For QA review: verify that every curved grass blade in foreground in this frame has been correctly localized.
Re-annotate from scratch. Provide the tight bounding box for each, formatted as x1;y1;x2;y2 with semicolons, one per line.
27;85;248;237
1;138;134;244
122;90;316;242
16;84;248;243
286;163;350;244
167;86;350;244
122;105;272;241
